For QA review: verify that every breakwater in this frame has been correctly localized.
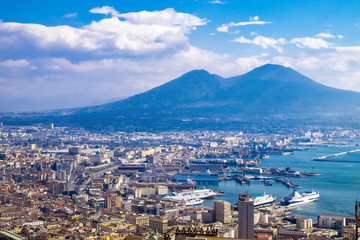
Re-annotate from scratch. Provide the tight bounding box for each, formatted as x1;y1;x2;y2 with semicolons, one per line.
312;148;360;162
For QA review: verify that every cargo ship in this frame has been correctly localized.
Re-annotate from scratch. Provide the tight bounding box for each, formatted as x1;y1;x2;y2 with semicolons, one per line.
173;169;219;182
280;190;320;206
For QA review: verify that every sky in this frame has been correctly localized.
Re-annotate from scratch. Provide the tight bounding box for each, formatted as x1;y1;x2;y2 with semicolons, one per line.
1;0;360;112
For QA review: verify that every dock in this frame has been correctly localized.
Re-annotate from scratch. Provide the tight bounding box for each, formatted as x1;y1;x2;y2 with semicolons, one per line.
221;175;301;189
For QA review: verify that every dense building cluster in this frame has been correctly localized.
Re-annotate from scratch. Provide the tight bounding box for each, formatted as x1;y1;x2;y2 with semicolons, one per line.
0;124;359;239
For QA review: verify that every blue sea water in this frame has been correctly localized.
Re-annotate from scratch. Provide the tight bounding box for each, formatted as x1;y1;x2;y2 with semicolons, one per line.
197;140;360;221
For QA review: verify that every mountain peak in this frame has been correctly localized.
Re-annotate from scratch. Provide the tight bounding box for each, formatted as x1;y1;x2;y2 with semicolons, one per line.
241;63;312;83
184;69;211;75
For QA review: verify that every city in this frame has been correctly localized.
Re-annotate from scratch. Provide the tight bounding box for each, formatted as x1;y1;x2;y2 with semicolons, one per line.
1;124;359;239
1;0;360;239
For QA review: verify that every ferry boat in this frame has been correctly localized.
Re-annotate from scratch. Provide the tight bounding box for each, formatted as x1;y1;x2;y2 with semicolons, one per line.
280;190;320;206
185;198;204;206
234;193;275;209
254;193;276;205
173;169;219;182
164;188;216;201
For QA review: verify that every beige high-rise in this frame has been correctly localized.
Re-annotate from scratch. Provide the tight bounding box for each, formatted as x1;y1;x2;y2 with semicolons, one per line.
214;200;232;223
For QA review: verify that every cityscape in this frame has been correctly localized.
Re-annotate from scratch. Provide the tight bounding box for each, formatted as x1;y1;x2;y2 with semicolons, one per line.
2;0;360;239
1;124;360;239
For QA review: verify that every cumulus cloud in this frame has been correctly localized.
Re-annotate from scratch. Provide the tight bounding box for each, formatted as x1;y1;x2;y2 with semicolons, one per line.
118;8;207;28
0;8;207;61
232;36;284;53
89;6;120;17
217;17;271;33
290;37;330;49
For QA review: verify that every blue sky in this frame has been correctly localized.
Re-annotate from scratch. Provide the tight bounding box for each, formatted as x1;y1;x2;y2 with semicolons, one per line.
1;0;360;111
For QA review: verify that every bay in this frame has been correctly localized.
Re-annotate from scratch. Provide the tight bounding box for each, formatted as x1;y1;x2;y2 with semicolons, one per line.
197;140;360;221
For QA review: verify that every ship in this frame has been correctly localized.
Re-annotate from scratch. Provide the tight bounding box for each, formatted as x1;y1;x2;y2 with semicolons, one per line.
164;188;216;201
234;193;275;209
185;198;204;206
280;190;320;206
253;193;276;206
173;169;219;182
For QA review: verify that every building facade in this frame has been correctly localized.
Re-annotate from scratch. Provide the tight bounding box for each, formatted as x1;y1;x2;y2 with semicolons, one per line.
238;193;254;239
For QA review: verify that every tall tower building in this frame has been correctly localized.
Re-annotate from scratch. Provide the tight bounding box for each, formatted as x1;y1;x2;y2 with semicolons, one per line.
238;193;254;239
214;200;232;223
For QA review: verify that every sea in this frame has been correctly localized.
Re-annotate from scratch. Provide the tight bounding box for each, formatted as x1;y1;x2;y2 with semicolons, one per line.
197;139;360;221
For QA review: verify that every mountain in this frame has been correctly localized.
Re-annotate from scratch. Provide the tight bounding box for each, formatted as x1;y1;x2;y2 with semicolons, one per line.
84;64;360;115
2;64;360;130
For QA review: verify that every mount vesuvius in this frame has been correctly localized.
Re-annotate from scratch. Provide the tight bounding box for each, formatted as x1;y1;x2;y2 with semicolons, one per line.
2;64;360;130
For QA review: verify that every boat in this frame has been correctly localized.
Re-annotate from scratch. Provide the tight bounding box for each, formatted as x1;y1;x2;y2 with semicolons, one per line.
164;188;216;201
253;193;276;206
264;180;272;186
173;169;219;182
185;198;204;206
280;190;320;206
234;193;275;209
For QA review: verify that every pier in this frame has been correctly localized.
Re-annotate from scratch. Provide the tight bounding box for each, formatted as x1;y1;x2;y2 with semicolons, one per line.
220;175;301;189
312;148;360;162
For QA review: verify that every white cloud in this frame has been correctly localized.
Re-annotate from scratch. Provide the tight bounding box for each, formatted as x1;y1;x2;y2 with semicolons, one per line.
0;59;29;68
232;36;284;53
0;8;207;59
316;32;343;39
316;32;335;39
118;8;207;28
217;17;271;33
235;53;270;73
89;6;120;17
63;13;78;18
290;37;330;49
209;0;227;4
216;25;229;32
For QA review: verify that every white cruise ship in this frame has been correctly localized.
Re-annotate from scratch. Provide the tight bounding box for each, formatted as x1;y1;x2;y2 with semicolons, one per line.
253;193;276;206
280;190;320;206
164;188;216;201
